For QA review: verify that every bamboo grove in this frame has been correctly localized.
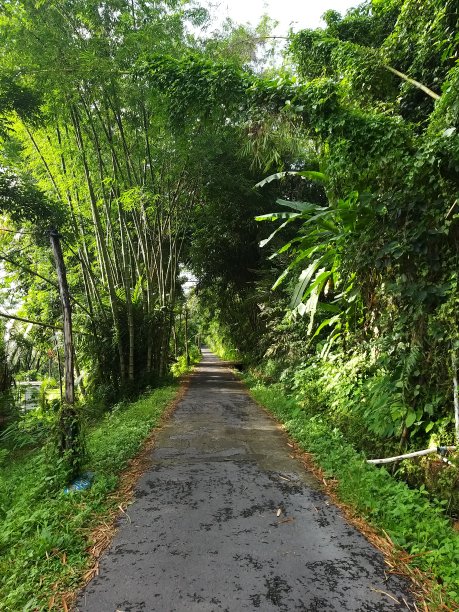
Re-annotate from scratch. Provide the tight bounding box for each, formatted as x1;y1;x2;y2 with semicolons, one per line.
1;1;206;392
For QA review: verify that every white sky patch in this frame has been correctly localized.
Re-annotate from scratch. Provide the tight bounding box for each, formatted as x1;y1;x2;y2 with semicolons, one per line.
203;0;359;35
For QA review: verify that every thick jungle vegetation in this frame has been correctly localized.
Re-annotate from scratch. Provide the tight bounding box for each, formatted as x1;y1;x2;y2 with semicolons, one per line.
147;0;459;512
1;0;459;608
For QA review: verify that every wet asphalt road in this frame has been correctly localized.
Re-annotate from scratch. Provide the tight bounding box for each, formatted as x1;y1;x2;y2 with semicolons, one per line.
76;350;413;612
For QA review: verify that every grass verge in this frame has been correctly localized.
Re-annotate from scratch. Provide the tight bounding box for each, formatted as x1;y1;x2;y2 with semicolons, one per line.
0;382;180;611
243;375;459;611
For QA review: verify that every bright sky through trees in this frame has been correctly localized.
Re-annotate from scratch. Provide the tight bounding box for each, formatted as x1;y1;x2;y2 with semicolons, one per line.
207;0;359;34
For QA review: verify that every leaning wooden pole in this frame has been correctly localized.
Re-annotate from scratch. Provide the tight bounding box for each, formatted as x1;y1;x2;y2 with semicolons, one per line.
50;229;79;470
50;229;74;406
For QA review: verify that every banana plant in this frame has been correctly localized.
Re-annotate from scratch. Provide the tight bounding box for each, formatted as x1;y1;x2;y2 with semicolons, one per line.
256;171;371;353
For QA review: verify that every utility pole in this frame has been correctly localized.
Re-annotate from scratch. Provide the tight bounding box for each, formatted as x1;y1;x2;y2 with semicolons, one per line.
49;229;78;465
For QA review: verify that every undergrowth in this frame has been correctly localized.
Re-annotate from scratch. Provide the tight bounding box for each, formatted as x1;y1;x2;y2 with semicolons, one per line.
244;375;459;607
170;345;202;377
254;353;459;517
0;383;178;611
206;337;241;362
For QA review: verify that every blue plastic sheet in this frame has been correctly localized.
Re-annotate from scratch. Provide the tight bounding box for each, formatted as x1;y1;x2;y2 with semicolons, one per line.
64;471;94;493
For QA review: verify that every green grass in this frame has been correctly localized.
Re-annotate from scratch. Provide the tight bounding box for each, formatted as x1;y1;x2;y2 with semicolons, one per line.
0;383;179;611
244;376;459;606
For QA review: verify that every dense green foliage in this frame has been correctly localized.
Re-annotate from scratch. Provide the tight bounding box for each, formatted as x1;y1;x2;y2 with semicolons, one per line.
172;8;459;602
0;0;208;403
188;0;459;516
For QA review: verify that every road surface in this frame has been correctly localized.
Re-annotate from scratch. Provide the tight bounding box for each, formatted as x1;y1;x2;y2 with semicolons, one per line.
76;350;413;611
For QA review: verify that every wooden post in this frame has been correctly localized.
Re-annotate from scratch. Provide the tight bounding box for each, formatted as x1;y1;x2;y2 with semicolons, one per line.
50;229;79;468
50;229;74;406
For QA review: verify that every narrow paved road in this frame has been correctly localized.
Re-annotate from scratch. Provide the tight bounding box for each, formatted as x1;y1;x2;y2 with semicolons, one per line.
76;350;413;611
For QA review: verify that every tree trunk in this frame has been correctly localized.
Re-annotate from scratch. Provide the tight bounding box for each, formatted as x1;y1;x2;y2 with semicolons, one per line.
118;201;135;382
172;323;178;359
